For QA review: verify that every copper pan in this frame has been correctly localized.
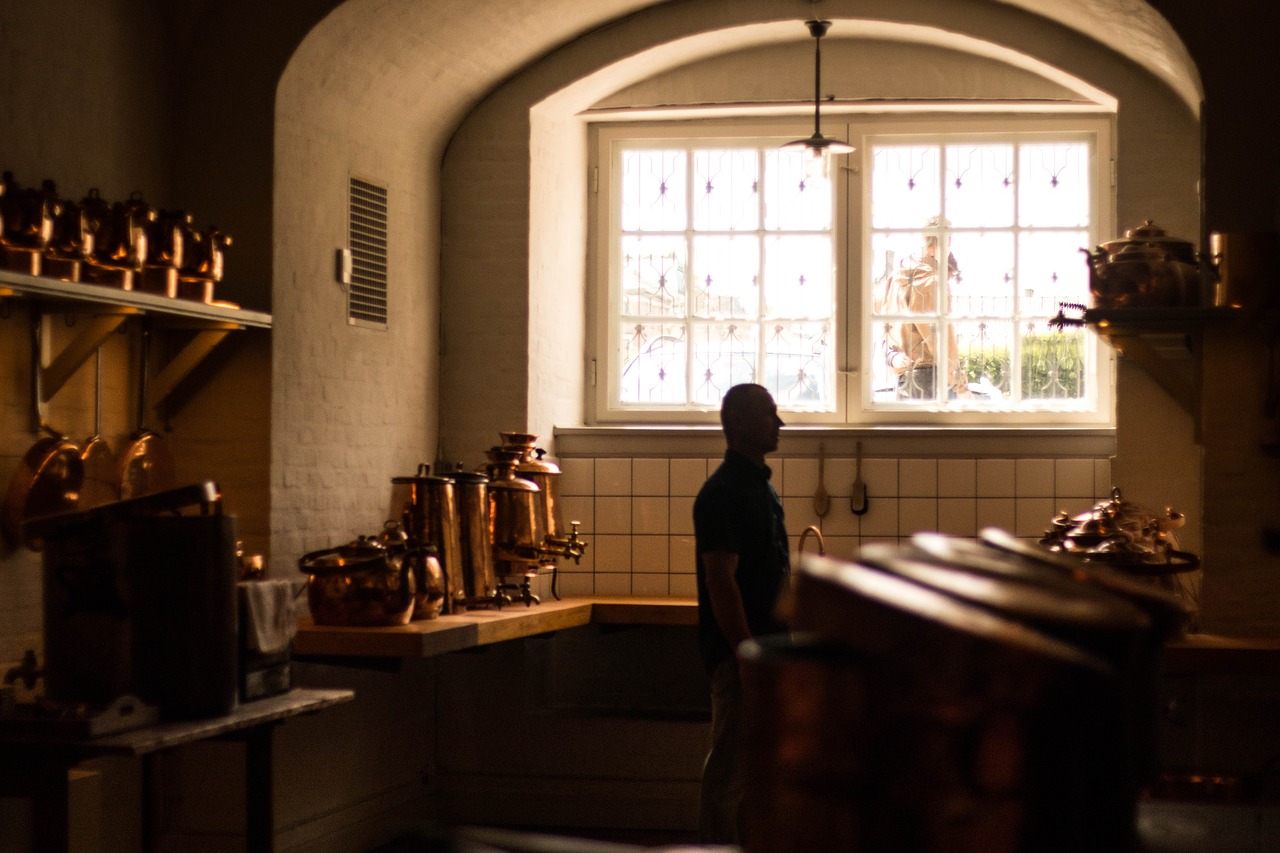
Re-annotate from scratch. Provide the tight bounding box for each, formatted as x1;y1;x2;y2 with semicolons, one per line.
118;326;175;500
79;348;119;509
2;430;84;550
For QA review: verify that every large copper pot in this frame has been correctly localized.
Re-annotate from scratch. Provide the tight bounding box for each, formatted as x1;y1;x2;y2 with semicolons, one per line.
1082;219;1209;309
299;536;415;626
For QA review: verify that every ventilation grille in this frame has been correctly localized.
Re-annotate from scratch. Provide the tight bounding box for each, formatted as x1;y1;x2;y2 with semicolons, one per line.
347;177;388;328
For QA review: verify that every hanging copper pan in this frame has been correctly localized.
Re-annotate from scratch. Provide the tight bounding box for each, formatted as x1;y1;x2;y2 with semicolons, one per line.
2;431;84;550
79;348;119;509
118;326;175;500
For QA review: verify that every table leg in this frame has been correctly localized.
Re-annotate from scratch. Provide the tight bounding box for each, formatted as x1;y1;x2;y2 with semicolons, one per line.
29;760;72;853
243;723;276;853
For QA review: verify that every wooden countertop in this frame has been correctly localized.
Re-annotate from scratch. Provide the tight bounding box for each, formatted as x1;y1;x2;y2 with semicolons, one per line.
295;596;1280;675
294;596;697;659
1162;633;1280;675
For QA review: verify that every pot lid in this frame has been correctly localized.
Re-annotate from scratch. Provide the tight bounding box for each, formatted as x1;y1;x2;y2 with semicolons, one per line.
859;542;1149;634
1100;218;1196;255
299;538;388;574
392;462;454;485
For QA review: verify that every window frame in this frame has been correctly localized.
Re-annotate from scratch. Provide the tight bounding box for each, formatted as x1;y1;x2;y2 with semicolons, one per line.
588;114;1115;428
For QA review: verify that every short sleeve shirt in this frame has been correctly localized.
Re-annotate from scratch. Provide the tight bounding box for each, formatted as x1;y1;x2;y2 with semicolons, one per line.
693;450;790;672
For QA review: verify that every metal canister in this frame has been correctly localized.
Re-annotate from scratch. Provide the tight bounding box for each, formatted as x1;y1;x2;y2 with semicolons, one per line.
392;464;465;614
452;471;497;604
486;448;543;578
515;447;562;545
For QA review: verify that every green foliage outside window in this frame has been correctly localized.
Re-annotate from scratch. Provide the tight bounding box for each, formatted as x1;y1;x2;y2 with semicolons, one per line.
958;332;1085;399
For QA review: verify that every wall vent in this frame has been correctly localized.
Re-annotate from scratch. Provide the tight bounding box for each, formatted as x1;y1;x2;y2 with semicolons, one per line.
347;177;388;328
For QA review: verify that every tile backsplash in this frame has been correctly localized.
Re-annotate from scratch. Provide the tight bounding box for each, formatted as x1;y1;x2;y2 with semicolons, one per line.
549;453;1111;598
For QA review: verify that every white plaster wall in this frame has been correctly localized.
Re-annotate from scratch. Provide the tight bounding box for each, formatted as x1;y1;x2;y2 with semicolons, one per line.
441;0;1200;450
528;111;589;450
598;38;1084;108
272;4;445;564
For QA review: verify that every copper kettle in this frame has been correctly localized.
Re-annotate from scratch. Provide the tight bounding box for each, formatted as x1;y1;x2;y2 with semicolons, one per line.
0;171;56;275
81;188;150;289
1041;487;1197;574
1081;219;1210;309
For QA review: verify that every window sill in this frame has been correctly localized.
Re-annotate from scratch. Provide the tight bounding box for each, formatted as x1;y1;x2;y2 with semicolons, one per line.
553;425;1115;459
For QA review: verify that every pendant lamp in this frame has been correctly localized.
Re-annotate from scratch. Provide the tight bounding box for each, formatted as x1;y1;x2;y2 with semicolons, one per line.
783;19;854;177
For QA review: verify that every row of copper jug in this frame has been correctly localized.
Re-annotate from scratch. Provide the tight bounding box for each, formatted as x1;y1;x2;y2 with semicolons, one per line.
0;170;230;301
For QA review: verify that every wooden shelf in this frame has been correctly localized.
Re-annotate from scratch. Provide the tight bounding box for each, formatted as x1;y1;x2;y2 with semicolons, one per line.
1053;304;1243;434
0;268;271;427
1083;306;1241;336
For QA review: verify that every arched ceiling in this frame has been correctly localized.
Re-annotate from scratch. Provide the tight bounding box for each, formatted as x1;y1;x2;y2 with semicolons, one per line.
283;0;1200;144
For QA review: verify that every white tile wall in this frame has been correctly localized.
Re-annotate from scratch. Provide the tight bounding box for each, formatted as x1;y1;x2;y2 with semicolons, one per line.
547;454;1113;597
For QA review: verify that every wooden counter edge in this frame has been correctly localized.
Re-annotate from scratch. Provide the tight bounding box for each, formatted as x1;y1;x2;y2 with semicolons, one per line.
1162;633;1280;675
294;599;1280;676
294;596;695;658
587;596;698;626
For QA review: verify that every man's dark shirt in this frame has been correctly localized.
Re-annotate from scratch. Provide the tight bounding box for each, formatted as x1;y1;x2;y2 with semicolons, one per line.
693;449;791;673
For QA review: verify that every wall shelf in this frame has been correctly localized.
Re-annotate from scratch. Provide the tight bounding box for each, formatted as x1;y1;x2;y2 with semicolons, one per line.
0;267;270;328
1053;305;1242;434
0;268;271;428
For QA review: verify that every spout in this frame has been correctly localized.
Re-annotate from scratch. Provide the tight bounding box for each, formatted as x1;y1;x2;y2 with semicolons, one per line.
540;520;589;563
798;525;826;557
3;649;42;690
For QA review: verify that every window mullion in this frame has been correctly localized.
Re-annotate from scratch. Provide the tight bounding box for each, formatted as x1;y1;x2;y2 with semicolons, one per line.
756;147;767;390
685;145;695;406
1010;143;1023;403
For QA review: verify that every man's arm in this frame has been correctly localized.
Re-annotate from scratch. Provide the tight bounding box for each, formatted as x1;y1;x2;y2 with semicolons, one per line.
702;550;752;656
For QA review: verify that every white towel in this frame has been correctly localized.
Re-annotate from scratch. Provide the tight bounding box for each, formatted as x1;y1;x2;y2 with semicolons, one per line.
239;579;298;655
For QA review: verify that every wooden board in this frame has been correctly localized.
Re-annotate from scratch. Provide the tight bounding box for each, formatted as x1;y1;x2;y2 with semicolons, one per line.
294;596;697;658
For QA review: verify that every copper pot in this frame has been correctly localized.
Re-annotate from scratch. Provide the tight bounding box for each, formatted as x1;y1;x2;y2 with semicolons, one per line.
2;433;84;551
1082;219;1208;309
44;181;93;282
1041;487;1196;574
0;171;56;275
298;536;415;626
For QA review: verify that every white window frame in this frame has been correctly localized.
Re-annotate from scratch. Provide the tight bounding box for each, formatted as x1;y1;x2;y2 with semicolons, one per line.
589;114;1115;427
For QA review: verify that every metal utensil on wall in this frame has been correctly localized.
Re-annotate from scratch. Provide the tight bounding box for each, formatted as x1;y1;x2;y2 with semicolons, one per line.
117;325;176;499
813;442;830;519
79;348;119;509
850;440;868;515
3;316;85;549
